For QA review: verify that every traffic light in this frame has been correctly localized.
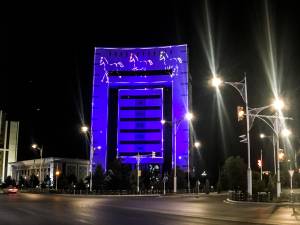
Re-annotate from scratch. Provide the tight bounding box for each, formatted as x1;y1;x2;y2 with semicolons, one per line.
237;106;245;121
257;160;262;168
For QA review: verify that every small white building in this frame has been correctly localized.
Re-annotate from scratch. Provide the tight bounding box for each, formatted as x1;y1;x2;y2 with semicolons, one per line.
0;111;19;183
10;157;90;185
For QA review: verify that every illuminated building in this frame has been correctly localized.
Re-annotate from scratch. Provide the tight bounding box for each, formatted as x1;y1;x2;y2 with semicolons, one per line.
91;45;190;172
11;157;89;186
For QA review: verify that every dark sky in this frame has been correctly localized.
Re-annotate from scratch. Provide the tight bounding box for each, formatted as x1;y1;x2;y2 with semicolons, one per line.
2;0;300;182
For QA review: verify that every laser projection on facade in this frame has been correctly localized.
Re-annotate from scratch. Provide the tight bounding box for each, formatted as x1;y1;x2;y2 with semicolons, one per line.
91;45;190;172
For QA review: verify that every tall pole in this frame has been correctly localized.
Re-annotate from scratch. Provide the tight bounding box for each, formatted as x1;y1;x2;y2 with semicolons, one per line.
260;149;263;181
55;164;58;191
244;76;252;197
275;112;281;198
39;146;43;188
137;153;140;194
295;151;298;169
188;154;191;193
173;120;177;193
187;150;190;193
89;134;93;192
272;134;277;175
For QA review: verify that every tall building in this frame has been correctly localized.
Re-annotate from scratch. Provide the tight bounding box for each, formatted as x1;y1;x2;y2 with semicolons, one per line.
91;45;190;173
0;110;19;182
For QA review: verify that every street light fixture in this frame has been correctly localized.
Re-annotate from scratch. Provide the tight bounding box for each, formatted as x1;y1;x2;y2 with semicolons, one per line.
31;144;43;188
55;170;60;191
211;75;253;197
162;112;194;193
81;126;88;133
272;99;284;111
281;128;291;137
260;133;266;139
81;125;93;192
194;141;201;149
259;133;277;175
211;76;222;88
271;98;288;198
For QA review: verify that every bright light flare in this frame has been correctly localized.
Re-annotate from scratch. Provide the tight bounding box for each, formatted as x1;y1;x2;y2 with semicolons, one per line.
238;110;244;118
185;112;194;121
281;128;291;137
81;126;89;133
278;152;285;160
161;119;166;125
260;133;266;139
194;142;201;149
211;76;222;88
272;99;284;111
32;144;37;149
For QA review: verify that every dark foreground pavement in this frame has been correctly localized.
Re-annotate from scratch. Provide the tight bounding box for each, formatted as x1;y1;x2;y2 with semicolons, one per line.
0;193;299;225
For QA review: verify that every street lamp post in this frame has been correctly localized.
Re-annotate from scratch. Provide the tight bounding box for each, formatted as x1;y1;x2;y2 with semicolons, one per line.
162;112;193;193
260;133;277;175
275;111;281;198
32;144;43;188
173;113;193;193
243;77;253;197
213;75;292;199
55;167;60;191
136;153;140;194
288;169;294;199
193;141;201;194
173;119;178;193
81;126;93;192
272;99;290;198
212;76;252;197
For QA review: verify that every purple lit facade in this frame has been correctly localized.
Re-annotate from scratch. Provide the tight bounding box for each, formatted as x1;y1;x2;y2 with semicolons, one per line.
91;45;190;171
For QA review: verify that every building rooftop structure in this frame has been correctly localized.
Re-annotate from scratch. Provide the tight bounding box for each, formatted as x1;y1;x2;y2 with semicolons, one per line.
0;110;19;183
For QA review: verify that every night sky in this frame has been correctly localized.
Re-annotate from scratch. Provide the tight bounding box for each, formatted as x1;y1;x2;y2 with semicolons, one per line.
2;0;300;183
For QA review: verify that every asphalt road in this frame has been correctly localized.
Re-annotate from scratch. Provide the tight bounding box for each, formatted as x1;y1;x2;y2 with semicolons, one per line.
0;193;299;225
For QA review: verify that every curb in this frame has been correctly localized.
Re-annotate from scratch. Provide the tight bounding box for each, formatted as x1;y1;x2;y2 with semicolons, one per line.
56;194;161;198
224;198;300;206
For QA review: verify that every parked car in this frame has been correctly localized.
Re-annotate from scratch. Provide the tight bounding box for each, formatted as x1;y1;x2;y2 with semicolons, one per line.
3;185;18;194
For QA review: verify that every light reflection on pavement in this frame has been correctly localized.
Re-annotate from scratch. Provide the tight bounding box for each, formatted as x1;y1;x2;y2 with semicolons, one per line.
0;193;299;225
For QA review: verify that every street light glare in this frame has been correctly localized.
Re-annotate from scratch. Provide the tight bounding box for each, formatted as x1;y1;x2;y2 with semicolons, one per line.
32;144;37;149
185;112;193;121
272;99;284;111
278;152;285;160
211;76;222;87
260;133;265;139
81;126;89;133
194;142;201;148
281;128;291;137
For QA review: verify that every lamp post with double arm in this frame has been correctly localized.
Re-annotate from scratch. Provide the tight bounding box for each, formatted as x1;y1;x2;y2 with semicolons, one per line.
162;112;193;193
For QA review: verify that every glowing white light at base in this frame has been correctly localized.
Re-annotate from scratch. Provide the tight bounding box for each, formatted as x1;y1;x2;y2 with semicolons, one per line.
281;128;291;137
81;126;88;133
194;142;201;148
185;112;194;121
211;77;222;87
272;99;284;111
